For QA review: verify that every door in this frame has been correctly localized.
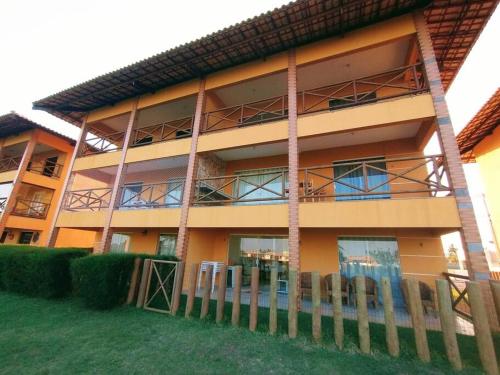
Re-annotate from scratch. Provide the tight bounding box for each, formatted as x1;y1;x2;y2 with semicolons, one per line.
43;156;59;177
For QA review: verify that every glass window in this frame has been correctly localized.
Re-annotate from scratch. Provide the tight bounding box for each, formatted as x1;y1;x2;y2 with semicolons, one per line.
229;235;289;292
333;158;390;201
110;233;131;253
338;236;403;307
121;183;143;207
165;178;184;207
234;168;288;205
157;234;177;256
18;231;34;245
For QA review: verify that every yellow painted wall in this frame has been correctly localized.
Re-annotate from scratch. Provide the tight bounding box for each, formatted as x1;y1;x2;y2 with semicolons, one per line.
474;126;500;246
56;210;106;229
0;170;16;184
125;138;190;164
111;209;181;228
55;228;97;249
73;151;122;171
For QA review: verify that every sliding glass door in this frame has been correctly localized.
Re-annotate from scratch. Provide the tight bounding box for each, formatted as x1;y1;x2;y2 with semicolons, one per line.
338;236;403;307
333;158;390;200
228;235;289;292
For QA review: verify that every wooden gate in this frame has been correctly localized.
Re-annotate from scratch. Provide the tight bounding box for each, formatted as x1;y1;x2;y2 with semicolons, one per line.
143;260;179;314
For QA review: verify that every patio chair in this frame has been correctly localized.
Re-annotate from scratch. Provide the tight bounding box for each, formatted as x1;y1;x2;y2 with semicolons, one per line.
401;280;437;316
351;276;379;308
324;274;350;305
300;272;313;299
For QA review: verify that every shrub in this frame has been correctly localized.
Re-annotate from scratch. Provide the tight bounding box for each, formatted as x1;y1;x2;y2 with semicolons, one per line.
0;245;89;298
71;253;178;310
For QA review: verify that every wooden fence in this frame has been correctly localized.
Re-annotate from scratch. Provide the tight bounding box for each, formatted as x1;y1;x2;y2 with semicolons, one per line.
132;261;499;375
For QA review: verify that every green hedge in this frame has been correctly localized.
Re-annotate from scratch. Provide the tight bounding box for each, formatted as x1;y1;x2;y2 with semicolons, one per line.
71;253;178;310
0;245;89;298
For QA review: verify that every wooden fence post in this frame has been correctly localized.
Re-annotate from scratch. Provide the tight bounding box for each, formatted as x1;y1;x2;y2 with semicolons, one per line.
231;266;242;327
288;270;298;338
136;259;151;308
489;280;500;326
269;267;278;335
312;271;321;342
467;281;499;375
216;265;227;323
355;276;370;354
126;258;142;305
381;277;399;357
332;273;344;350
405;278;430;363
435;279;462;370
171;261;185;316
249;267;259;331
185;263;198;318
200;265;213;319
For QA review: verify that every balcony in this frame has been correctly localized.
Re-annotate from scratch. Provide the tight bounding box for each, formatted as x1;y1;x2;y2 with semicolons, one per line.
11;198;50;219
0;156;21;173
201;63;427;134
118;180;185;209
193;155;450;206
130;116;193;147
27;160;63;179
0;197;6;213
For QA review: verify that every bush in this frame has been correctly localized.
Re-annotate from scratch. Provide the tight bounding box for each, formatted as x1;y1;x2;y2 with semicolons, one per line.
0;245;89;298
71;253;178;310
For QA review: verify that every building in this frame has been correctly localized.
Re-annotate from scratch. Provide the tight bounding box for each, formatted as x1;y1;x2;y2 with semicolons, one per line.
0;112;94;247
457;88;500;258
33;1;497;306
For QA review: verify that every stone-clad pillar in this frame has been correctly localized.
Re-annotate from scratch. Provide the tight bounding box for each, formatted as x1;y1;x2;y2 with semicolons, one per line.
414;12;497;329
287;49;300;273
175;79;206;261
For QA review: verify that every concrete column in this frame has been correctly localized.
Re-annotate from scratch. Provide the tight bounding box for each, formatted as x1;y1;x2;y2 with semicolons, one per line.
46;116;88;247
414;12;498;330
0;131;39;234
287;49;300;272
97;100;138;253
175;79;206;260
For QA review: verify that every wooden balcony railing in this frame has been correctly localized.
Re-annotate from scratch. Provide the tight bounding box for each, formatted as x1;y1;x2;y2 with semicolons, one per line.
194;169;289;205
193;155;449;206
118;180;185;209
201;63;427;133
131;116;194;147
299;155;450;201
63;188;112;211
27;160;64;179
298;63;427;114
12;198;50;219
0;197;6;212
80;131;125;156
203;96;288;133
0;156;21;173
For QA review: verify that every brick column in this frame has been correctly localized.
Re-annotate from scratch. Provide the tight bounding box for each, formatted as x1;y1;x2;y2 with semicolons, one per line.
287;49;300;272
96;100;138;253
175;79;206;261
414;12;498;329
46;116;89;247
0;132;38;234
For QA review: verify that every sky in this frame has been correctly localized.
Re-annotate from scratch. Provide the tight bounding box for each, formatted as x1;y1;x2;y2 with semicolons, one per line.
1;1;499;258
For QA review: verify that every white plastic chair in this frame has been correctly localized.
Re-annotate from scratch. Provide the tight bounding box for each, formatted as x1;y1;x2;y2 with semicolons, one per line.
197;261;225;293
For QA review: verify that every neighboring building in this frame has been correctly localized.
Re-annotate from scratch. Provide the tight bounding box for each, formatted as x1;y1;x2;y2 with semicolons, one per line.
457;88;500;257
33;0;496;303
0;112;94;247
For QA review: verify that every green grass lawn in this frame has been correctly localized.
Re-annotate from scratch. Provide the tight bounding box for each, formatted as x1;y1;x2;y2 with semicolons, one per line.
0;292;497;374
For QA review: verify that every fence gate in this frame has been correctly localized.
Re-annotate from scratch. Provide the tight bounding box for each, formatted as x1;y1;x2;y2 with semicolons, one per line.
143;260;179;314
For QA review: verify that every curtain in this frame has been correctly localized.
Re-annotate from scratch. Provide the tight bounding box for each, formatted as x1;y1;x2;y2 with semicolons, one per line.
334;159;390;201
110;233;130;253
338;237;404;307
234;168;288;205
158;234;177;256
165;178;183;207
